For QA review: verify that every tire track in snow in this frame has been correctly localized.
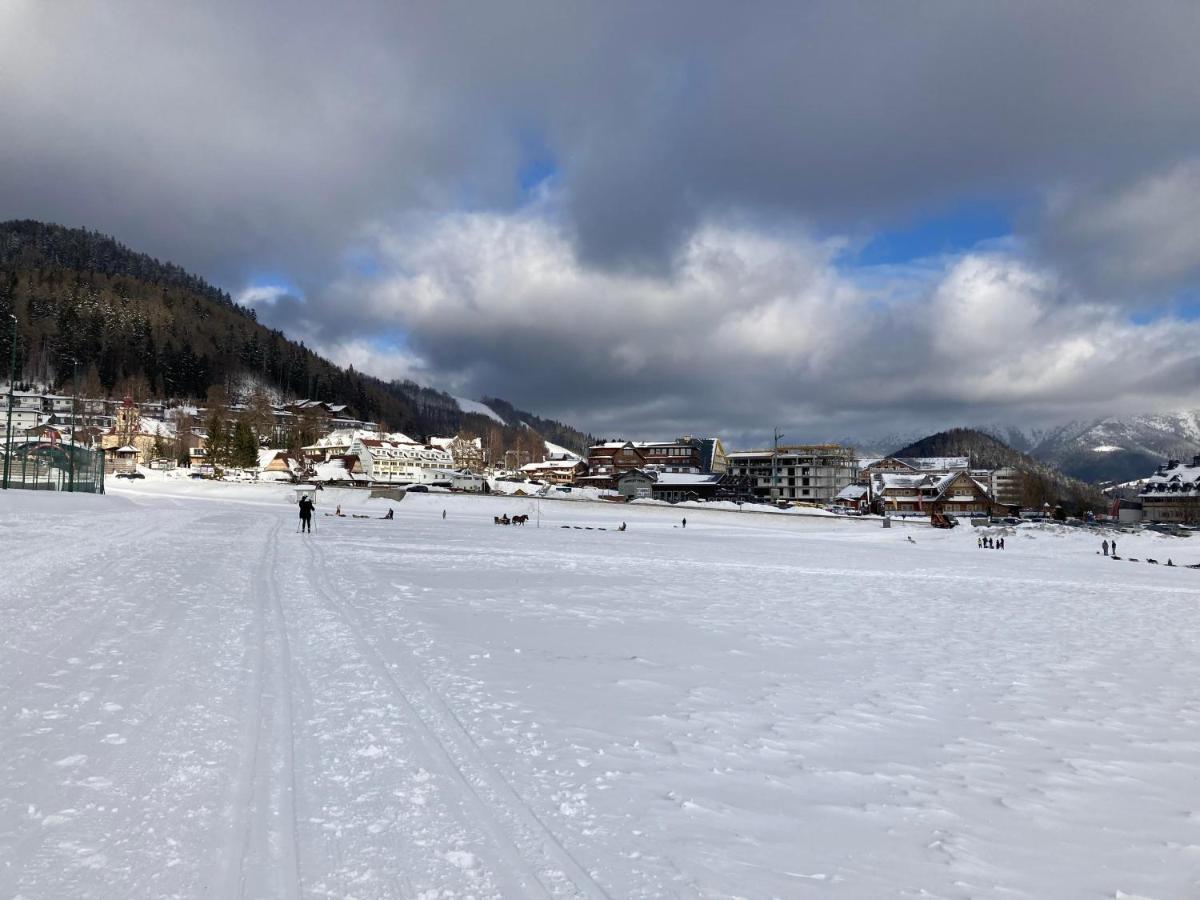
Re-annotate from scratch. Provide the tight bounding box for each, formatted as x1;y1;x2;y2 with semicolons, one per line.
216;516;303;899
305;538;610;899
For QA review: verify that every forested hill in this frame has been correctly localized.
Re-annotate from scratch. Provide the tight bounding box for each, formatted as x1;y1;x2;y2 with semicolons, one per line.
892;427;1106;512
893;428;1037;470
0;220;591;450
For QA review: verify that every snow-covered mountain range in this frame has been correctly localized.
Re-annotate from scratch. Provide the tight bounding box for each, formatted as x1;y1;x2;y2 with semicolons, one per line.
845;409;1200;485
996;410;1200;484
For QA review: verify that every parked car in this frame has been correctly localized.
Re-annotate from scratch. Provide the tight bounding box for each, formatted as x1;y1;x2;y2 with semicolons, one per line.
115;471;146;479
405;484;429;493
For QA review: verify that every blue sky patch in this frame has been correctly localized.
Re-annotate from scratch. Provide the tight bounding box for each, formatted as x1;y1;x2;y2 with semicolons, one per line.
851;202;1013;266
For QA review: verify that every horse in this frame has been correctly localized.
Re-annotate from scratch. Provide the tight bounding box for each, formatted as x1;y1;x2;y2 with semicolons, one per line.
512;514;529;526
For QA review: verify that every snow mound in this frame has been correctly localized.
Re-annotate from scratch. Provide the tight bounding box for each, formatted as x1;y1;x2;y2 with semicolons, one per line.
454;397;506;425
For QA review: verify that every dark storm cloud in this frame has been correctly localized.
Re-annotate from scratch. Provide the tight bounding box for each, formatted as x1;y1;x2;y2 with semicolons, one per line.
6;2;1200;278
4;1;1200;439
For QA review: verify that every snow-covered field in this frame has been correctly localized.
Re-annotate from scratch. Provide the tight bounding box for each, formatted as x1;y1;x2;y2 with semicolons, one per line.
3;479;1199;899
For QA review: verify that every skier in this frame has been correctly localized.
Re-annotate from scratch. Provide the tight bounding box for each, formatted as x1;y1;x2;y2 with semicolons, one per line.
1102;539;1109;556
382;508;394;520
298;494;314;533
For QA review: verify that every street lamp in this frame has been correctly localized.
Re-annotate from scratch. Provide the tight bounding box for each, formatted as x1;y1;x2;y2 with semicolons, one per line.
3;314;16;490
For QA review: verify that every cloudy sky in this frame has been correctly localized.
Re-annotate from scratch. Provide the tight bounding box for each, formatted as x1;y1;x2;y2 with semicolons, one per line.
4;1;1200;445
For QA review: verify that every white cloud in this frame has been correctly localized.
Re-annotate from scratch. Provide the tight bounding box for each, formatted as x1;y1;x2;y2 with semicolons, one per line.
236;285;295;308
302;210;1200;441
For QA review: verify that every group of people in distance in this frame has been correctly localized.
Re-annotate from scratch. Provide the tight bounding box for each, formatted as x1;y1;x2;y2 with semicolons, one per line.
295;496;394;533
1102;539;1117;556
978;535;1005;550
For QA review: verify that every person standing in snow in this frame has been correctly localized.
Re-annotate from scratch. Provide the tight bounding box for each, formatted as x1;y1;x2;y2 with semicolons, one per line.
1102;539;1109;556
442;509;446;520
298;495;314;533
1112;539;1118;556
682;517;687;529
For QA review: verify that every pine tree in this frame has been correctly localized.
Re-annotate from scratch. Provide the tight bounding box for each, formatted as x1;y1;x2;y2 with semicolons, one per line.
231;420;259;469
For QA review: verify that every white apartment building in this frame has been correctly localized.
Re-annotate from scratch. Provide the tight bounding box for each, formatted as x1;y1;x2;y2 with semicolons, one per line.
349;437;454;484
305;429;415;462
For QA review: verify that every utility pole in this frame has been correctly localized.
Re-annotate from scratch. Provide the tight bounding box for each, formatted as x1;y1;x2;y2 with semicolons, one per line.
67;356;79;492
771;426;784;503
3;314;17;490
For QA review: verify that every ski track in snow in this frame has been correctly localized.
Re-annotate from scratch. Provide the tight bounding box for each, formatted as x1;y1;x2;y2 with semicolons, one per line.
3;481;1200;898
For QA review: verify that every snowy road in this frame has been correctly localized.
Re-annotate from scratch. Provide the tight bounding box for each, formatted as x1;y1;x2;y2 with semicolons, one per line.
3;482;1200;898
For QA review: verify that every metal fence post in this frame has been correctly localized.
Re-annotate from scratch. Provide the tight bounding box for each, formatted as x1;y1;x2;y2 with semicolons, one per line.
2;313;16;490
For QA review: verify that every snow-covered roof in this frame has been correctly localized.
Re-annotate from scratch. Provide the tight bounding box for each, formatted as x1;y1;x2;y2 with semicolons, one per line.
309;458;363;482
877;473;928;489
861;456;970;471
352;438;453;461
835;484;868;501
305;429;413;450
521;459;584;471
257;449;298;469
653;473;719;486
1139;459;1200;496
593;439;703;451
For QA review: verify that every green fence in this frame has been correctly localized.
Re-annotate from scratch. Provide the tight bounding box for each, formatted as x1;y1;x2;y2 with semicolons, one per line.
1;438;106;493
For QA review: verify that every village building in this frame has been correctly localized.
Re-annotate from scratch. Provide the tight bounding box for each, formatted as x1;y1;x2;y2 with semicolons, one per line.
872;470;1005;516
348;436;454;484
833;483;870;512
108;444;141;474
6;392;44;434
99;397;175;464
858;456;971;481
989;466;1026;507
1139;456;1200;524
726;444;858;503
1110;498;1144;525
650;472;754;504
257;449;300;482
873;473;930;513
520;459;588;484
429;434;488;472
927;471;1007;516
303;429;413;463
615;469;655;500
587;436;727;484
587;442;648;481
